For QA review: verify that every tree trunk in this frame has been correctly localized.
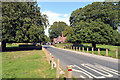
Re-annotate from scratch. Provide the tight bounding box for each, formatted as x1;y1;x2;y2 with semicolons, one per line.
2;41;6;52
92;43;96;49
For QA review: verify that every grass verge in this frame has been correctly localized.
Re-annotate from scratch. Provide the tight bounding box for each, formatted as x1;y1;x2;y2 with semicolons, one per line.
2;50;56;78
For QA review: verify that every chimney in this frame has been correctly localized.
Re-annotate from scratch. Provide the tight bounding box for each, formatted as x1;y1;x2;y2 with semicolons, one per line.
62;32;63;38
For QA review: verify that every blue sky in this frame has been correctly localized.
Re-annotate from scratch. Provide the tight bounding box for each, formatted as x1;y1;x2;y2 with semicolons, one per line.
38;2;93;14
37;1;104;36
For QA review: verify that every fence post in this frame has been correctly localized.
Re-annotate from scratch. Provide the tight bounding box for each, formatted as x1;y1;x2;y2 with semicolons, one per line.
92;48;94;54
87;47;89;53
76;47;78;51
79;47;81;51
66;65;72;78
56;59;60;78
115;49;118;58
48;52;50;64
51;55;54;70
83;47;84;52
106;49;108;56
71;46;72;50
98;48;100;55
45;49;47;58
45;49;47;57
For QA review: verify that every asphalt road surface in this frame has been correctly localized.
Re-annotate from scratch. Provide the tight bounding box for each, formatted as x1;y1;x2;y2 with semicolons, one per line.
43;45;120;79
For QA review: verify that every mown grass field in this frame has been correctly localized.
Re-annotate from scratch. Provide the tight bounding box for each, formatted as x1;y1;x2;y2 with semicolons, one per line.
6;43;19;47
2;48;56;78
55;43;120;59
1;44;67;79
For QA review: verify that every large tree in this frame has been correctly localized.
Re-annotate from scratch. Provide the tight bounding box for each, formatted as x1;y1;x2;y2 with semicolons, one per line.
63;26;74;43
2;2;49;51
49;21;68;41
69;2;119;49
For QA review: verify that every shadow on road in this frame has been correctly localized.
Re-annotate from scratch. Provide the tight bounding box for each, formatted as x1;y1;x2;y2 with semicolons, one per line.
43;46;52;49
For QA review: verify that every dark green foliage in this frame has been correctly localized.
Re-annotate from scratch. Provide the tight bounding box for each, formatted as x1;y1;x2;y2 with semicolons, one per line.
70;2;119;30
69;2;119;47
2;2;49;43
49;21;68;41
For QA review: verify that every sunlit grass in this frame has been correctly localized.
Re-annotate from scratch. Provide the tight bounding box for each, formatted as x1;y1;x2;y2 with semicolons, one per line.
6;43;19;47
2;50;56;78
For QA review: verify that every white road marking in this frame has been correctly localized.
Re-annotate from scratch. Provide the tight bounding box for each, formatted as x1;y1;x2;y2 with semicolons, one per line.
69;63;118;78
72;69;93;78
94;63;120;75
80;75;87;78
72;65;105;78
81;64;113;77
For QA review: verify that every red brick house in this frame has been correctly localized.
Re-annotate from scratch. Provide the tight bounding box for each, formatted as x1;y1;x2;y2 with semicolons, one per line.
53;32;67;43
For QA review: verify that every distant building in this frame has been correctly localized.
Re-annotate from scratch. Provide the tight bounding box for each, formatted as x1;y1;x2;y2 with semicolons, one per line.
53;32;67;43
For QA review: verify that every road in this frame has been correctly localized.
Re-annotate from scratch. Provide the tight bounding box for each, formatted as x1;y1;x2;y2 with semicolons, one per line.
43;45;120;79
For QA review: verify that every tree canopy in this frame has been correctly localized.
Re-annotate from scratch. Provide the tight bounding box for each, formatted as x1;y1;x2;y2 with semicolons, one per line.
2;2;49;43
69;2;119;48
49;21;68;41
63;26;74;42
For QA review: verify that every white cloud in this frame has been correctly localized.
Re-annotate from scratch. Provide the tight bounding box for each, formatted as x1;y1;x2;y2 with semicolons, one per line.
42;11;70;36
42;11;70;25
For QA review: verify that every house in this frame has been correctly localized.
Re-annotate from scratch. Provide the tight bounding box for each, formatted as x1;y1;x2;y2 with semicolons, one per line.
53;32;67;43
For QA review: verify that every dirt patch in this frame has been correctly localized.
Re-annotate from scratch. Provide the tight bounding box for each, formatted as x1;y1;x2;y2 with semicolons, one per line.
38;69;41;72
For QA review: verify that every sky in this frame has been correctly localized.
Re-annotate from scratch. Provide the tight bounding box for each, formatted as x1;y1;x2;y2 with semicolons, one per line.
37;1;105;36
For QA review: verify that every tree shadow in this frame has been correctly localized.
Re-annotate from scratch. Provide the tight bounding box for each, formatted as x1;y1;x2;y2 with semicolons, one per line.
43;46;52;49
5;44;42;52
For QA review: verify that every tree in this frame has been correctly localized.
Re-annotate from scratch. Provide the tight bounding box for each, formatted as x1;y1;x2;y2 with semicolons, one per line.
2;2;49;51
69;2;119;49
63;26;74;43
49;21;68;41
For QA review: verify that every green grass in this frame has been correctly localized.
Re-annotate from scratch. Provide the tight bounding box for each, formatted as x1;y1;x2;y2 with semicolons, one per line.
81;43;120;58
2;50;56;78
82;43;119;50
6;43;19;47
86;50;116;57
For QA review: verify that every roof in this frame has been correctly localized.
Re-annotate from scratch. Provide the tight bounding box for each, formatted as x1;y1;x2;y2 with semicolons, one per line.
53;36;67;43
